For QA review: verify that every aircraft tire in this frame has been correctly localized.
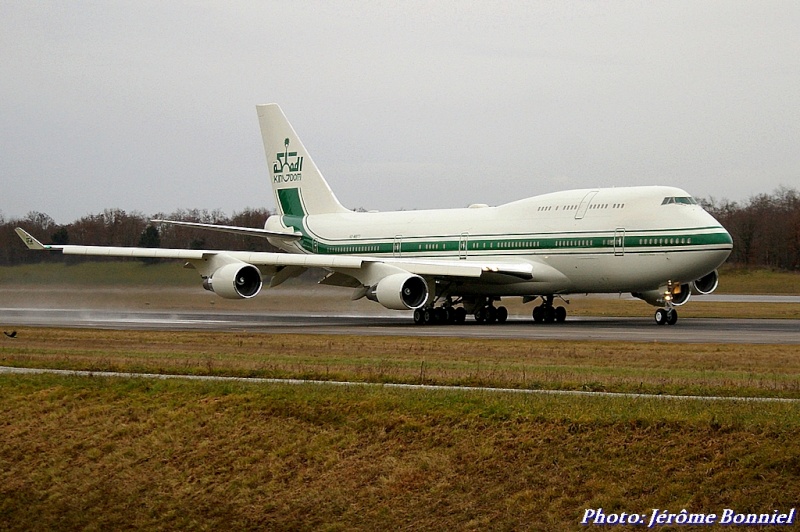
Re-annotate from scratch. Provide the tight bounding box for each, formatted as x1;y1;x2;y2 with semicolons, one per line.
555;306;567;323
413;308;425;325
442;307;454;324
496;306;508;323
655;308;668;325
454;307;467;324
666;308;678;325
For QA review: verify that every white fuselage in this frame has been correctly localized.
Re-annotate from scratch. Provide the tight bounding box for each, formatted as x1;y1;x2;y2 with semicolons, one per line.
266;185;732;297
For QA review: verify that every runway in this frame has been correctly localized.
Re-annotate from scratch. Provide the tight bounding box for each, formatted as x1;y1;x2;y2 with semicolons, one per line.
2;307;799;344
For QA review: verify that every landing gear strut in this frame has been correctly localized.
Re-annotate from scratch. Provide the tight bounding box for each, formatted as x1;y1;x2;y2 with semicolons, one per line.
531;295;567;324
654;307;678;325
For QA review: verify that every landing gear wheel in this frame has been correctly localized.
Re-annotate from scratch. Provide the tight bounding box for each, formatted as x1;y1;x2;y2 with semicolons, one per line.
423;308;435;325
531;295;566;324
666;308;678;325
454;307;467;324
655;308;668;325
496;306;508;323
474;307;486;324
413;308;425;325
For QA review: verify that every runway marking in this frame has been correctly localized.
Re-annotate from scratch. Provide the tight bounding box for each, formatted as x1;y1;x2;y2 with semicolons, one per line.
2;366;798;404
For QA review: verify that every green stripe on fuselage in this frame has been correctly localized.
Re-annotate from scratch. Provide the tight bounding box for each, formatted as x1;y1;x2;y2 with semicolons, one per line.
313;230;732;256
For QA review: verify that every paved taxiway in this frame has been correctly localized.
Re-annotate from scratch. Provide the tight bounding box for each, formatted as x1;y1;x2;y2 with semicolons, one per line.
2;308;799;344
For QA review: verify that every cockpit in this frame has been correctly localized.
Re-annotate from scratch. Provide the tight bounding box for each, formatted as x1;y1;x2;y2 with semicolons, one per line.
661;196;698;205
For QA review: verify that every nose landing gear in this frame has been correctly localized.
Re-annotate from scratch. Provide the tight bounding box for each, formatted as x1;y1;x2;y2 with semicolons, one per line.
654;283;679;325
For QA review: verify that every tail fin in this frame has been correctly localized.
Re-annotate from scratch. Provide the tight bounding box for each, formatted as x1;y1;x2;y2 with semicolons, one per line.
257;104;350;216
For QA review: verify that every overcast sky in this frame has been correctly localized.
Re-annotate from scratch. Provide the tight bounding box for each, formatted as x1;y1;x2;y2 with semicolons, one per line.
2;1;799;224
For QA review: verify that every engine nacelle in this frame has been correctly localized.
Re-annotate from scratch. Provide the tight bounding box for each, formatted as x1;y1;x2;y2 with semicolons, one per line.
366;273;428;310
692;270;719;295
632;283;691;307
202;263;262;299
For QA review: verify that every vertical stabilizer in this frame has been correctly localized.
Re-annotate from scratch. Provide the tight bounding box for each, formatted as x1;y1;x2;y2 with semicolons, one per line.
257;104;350;216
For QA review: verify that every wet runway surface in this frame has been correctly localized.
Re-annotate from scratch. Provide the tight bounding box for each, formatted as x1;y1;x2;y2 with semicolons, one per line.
2;308;799;344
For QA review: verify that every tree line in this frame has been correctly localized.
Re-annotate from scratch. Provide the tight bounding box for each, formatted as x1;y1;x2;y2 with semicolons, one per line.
1;186;798;269
0;208;277;266
701;186;799;270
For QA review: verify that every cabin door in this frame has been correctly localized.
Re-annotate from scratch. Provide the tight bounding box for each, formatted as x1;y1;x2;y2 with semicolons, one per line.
614;228;626;256
459;233;469;259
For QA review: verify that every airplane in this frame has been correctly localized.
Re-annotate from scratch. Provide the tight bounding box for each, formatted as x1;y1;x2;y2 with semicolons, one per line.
17;103;733;326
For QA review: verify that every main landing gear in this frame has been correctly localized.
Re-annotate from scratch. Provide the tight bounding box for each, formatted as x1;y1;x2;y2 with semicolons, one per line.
474;303;508;324
654;307;678;325
412;297;508;325
531;295;567;324
413;305;468;325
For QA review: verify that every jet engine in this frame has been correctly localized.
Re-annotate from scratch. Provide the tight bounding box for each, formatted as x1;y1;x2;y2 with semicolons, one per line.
366;273;428;310
692;270;719;295
202;263;262;299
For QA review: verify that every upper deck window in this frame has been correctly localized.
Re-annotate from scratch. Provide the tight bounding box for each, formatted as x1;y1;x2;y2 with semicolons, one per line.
661;196;697;205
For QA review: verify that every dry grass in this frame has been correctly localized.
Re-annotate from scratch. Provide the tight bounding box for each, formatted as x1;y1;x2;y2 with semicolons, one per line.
2;329;799;529
2;375;800;530
716;266;800;295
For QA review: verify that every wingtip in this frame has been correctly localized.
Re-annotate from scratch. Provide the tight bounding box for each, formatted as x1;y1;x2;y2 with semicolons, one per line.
15;228;47;250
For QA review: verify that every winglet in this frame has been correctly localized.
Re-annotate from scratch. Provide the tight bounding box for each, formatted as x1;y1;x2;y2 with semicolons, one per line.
15;228;49;250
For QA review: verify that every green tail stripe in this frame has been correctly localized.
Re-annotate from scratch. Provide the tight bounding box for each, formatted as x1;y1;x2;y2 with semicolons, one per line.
277;188;305;217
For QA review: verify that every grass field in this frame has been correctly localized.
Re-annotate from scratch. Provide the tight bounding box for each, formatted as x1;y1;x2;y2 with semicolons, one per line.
2;328;800;529
2;372;799;530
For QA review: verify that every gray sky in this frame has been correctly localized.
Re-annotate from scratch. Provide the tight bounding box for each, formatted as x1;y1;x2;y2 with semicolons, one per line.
2;1;799;224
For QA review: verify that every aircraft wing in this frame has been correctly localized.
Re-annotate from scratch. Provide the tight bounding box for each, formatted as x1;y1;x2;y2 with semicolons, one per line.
15;227;538;283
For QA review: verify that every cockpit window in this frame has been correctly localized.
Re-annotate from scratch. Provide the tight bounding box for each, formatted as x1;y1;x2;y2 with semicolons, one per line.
661;196;697;205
